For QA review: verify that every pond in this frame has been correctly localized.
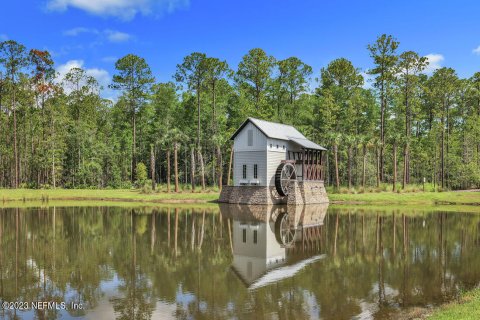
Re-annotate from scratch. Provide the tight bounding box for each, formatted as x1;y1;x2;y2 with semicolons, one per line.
0;204;479;319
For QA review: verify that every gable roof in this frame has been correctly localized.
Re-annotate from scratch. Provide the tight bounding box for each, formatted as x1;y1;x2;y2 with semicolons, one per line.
231;117;327;151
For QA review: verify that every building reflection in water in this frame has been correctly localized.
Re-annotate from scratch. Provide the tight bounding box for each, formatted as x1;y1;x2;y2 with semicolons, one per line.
220;204;329;290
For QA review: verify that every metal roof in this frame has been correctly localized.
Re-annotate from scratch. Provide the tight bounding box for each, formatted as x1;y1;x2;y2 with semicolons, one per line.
288;137;327;151
231;117;327;151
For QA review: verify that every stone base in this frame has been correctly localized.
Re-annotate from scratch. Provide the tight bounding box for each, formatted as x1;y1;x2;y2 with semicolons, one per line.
219;181;329;205
287;180;329;205
218;186;285;205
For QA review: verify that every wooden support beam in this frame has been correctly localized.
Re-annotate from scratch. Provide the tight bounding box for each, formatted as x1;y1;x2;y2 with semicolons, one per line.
302;149;305;181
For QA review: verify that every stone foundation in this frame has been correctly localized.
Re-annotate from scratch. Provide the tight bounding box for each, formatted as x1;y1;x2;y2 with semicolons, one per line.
287;180;329;205
218;186;285;205
219;180;329;205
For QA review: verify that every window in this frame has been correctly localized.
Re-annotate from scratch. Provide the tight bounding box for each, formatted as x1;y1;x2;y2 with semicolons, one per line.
247;130;253;146
270;144;273;148
254;164;258;179
276;145;279;149
242;165;247;179
283;145;285;149
253;230;258;244
243;229;247;243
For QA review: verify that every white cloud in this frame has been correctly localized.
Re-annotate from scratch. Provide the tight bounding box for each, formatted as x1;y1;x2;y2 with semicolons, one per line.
63;27;132;43
473;46;480;55
0;34;8;41
424;53;444;74
63;27;98;36
56;59;111;95
104;30;131;42
360;71;374;89
47;0;189;20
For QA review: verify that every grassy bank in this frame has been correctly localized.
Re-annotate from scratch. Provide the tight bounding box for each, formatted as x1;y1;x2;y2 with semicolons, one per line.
0;188;479;206
0;188;218;204
329;190;480;206
428;288;480;319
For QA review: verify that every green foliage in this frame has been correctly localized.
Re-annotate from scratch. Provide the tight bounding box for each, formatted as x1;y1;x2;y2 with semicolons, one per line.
0;37;479;192
135;162;147;186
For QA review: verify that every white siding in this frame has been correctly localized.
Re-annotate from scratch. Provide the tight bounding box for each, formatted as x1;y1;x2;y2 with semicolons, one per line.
233;151;267;186
266;150;286;187
234;122;267;152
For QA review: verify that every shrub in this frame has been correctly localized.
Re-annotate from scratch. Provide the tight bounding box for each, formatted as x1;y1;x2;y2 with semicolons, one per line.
140;183;153;194
135;162;148;187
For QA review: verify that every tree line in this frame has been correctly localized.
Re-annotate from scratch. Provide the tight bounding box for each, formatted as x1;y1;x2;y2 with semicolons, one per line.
0;34;479;191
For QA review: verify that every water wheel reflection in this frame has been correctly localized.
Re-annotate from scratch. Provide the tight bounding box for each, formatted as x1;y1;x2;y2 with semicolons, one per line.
274;212;298;248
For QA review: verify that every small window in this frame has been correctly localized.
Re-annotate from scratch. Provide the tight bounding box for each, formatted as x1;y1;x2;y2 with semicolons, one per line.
243;229;247;243
276;145;279;149
254;164;258;179
247;130;253;146
270;144;273;148
283;145;285;149
253;230;258;244
243;165;247;179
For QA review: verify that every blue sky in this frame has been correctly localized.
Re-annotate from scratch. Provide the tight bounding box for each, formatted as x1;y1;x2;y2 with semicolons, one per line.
1;0;479;99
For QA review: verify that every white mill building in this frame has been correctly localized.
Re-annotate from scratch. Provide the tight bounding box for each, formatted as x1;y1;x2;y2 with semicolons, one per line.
219;118;329;205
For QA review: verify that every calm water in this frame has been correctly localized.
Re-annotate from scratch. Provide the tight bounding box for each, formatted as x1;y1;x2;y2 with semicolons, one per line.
0;205;479;319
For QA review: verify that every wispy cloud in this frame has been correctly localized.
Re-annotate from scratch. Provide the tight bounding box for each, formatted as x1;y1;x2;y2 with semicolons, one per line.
424;53;444;74
63;27;98;36
63;27;132;43
104;30;131;43
0;34;8;41
47;0;190;20
473;46;480;55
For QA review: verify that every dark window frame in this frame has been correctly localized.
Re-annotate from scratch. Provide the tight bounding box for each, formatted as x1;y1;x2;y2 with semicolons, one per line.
242;164;247;179
254;164;258;179
247;130;253;146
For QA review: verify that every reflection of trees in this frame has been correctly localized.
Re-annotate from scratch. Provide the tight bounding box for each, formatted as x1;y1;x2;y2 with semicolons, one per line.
0;206;479;319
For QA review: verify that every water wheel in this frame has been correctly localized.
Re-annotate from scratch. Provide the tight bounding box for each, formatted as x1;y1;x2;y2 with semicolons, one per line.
274;212;297;248
275;162;296;196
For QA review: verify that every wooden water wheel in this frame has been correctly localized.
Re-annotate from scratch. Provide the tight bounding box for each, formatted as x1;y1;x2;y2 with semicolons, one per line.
275;162;296;196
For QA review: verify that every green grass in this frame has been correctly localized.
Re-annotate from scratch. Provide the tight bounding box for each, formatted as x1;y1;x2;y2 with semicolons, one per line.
0;188;219;204
329;190;480;206
0;186;479;208
428;289;480;320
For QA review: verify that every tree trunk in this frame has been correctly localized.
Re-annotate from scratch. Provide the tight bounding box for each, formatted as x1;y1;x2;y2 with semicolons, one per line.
166;149;171;193
191;147;196;192
198;149;206;191
334;144;340;189
441;108;445;189
380;81;385;183
150;144;156;191
217;145;223;191
348;146;352;189
403;144;408;189
174;142;179;192
362;146;367;188
376;147;380;188
13;87;18;188
393;141;397;192
132;110;136;182
227;147;233;186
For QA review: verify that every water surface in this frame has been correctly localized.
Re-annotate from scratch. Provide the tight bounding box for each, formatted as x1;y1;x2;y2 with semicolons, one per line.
0;205;479;319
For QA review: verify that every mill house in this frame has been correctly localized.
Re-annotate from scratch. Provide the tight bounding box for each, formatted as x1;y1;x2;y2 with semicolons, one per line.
219;118;329;205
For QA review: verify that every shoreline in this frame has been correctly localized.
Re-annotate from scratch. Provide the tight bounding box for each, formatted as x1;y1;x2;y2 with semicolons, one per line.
0;188;479;207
